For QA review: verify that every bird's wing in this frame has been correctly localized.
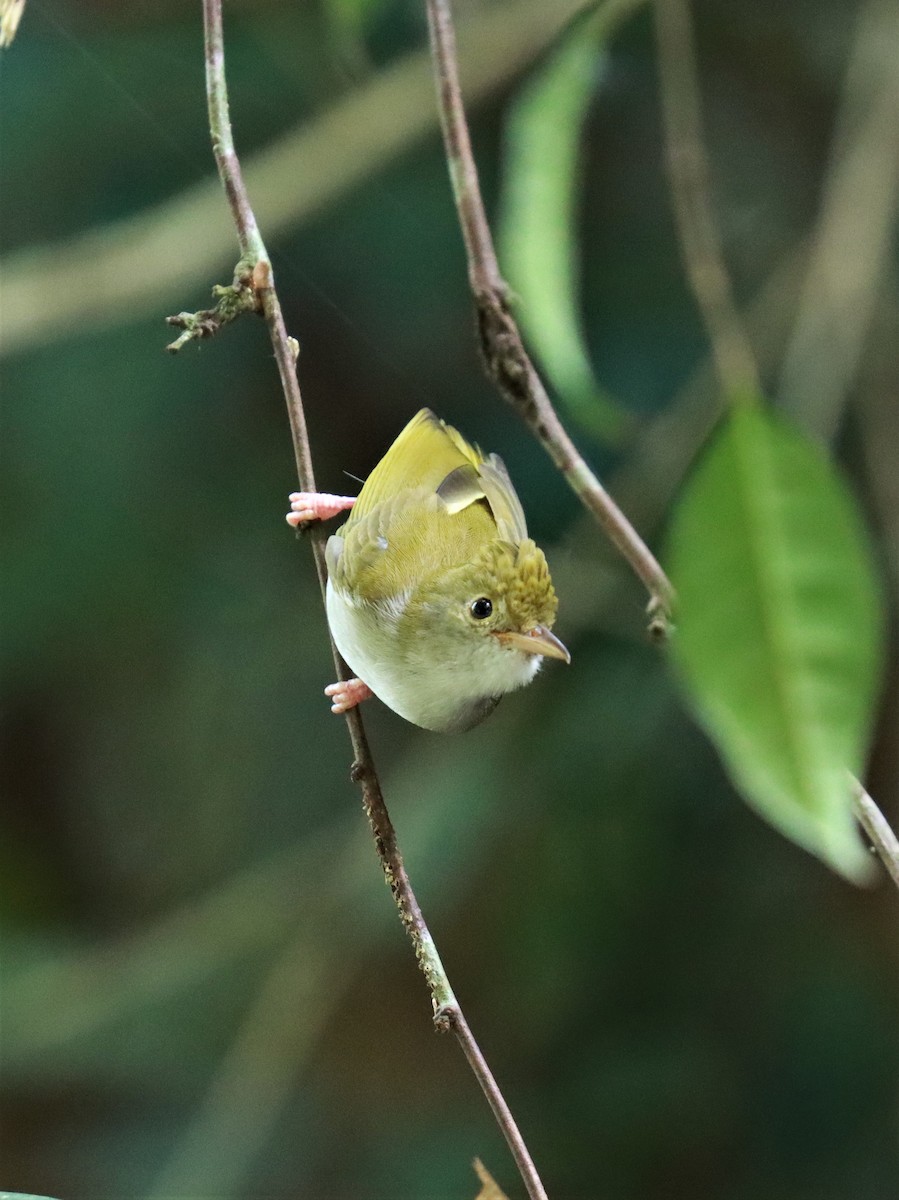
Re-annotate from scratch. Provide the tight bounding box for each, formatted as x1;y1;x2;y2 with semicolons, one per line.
330;410;529;604
347;408;483;525
329;487;496;604
436;455;528;544
478;454;528;543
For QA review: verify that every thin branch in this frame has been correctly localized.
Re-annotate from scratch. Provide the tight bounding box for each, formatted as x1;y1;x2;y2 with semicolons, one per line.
776;0;899;442
424;0;674;632
452;1010;548;1200
851;778;899;891
653;0;760;398
165;258;262;351
1;0;600;359
653;0;899;892
191;2;549;1195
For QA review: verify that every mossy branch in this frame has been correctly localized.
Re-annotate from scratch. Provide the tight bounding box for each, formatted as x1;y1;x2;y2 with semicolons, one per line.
165;255;262;351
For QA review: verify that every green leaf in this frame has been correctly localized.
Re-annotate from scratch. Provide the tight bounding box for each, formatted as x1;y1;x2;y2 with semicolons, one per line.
665;398;884;882
499;9;630;445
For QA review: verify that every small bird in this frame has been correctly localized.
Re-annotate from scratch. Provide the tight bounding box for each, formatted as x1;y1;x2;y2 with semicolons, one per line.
287;409;569;732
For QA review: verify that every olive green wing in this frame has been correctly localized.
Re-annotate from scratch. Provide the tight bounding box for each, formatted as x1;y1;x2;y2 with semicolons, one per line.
328;486;497;604
347;408;484;526
478;454;528;543
330;410;529;601
436;453;528;544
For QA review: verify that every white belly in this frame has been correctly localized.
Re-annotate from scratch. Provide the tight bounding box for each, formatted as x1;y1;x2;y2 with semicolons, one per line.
325;579;539;732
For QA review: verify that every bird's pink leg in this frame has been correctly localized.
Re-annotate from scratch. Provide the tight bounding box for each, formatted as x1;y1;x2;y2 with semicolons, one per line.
286;492;356;526
325;678;374;714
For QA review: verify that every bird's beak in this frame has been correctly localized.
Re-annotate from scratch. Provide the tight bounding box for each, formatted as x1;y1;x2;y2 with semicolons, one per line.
495;626;571;663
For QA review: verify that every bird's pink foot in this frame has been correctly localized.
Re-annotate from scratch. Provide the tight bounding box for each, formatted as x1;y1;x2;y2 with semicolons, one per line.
286;492;356;526
325;678;373;714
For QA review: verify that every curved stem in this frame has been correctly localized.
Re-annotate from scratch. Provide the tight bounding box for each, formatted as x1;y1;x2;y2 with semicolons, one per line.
450;1007;548;1200
199;0;547;1192
424;0;674;629
851;777;899;890
653;0;760;397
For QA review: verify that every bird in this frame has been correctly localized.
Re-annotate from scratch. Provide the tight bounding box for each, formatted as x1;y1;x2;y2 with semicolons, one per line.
286;408;569;732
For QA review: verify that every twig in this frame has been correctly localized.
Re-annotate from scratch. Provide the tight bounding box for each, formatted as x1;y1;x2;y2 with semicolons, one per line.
776;0;899;442
424;0;673;633
165;256;261;351
653;0;760;398
1;0;603;359
451;1010;548;1200
851;778;899;890
188;2;550;1195
653;0;899;891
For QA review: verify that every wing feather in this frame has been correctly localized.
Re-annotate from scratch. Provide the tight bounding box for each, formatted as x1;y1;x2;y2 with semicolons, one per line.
331;410;529;603
478;454;528;543
347;409;482;524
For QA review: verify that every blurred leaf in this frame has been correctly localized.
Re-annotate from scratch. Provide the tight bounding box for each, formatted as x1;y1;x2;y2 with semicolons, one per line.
0;0;26;48
500;8;630;444
472;1159;509;1200
665;397;883;882
326;0;389;38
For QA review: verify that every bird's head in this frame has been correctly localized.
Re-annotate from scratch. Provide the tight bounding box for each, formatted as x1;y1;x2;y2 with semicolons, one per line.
406;538;570;669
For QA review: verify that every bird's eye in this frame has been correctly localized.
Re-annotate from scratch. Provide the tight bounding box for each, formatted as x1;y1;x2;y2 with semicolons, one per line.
470;597;493;620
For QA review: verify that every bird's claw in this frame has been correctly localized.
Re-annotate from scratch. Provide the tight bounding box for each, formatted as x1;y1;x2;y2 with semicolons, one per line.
324;678;373;714
286;492;356;526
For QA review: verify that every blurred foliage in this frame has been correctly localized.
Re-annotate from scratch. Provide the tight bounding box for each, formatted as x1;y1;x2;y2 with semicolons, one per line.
666;398;884;883
1;1;897;1199
0;1194;62;1200
499;3;632;442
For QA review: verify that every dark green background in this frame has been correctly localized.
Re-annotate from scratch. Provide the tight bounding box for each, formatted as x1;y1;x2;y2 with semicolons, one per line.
2;1;897;1197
